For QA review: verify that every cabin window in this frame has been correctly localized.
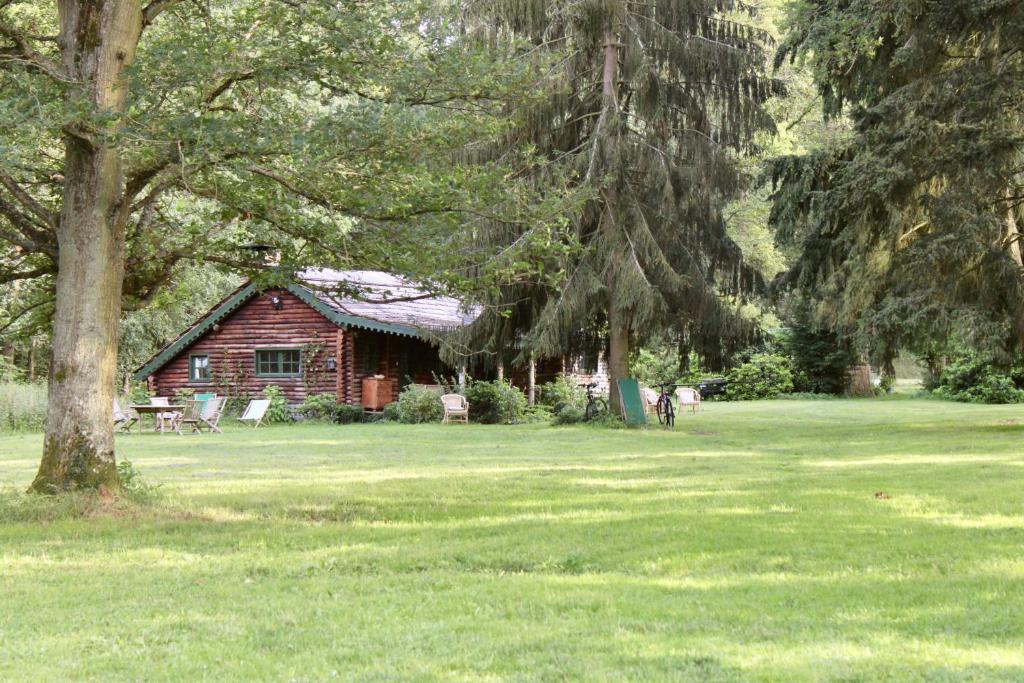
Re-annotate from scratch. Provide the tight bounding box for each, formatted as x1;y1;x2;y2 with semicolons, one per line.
189;354;211;383
255;348;301;377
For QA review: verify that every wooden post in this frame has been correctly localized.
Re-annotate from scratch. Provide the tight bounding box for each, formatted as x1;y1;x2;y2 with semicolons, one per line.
527;355;536;406
497;362;504;382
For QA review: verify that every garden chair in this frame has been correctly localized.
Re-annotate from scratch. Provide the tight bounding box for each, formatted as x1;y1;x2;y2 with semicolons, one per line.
640;387;660;418
112;399;138;433
440;393;469;424
198;396;226;433
675;386;701;414
238;399;271;428
172;399;204;435
149;396;177;431
194;392;216;413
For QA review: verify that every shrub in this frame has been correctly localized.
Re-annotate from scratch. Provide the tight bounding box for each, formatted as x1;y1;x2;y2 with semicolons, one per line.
551;404;586;425
394;384;445;424
932;354;1024;404
299;393;340;421
465;380;527;424
381;401;401;422
337;403;366;424
261;385;292;423
0;382;47;432
538;374;586;413
725;353;794;400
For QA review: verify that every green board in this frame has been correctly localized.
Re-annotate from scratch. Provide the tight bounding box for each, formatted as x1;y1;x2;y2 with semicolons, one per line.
617;378;648;426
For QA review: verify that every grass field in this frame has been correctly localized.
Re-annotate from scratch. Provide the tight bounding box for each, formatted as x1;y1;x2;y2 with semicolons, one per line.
1;398;1023;681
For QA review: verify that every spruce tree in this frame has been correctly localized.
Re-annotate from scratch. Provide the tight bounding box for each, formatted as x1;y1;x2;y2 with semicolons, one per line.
770;1;1024;363
463;0;780;412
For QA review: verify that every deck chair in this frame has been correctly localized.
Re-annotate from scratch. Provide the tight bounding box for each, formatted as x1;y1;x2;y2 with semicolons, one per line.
440;394;469;424
198;396;226;433
238;399;271;428
113;399;138;433
172;399;204;435
675;386;701;414
194;392;216;413
640;387;660;418
149;396;177;431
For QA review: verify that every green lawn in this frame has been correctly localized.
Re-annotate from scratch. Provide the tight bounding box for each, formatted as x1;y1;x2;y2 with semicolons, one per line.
1;398;1023;681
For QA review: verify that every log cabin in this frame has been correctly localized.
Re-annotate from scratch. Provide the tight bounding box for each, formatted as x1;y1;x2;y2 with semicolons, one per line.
132;269;478;409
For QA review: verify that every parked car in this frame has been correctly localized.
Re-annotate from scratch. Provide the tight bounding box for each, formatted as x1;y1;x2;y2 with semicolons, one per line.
697;377;726;400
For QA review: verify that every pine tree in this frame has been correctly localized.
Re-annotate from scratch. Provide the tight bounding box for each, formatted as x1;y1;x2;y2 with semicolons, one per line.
462;0;780;412
770;1;1024;364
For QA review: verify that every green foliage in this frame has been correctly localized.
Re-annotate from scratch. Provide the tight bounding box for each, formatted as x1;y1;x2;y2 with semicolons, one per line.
771;0;1024;360
172;388;195;404
550;405;587;425
725;353;794;401
0;356;22;382
632;340;704;390
538;374;586;412
932;354;1024;405
116;460;163;504
465;380;527;425
126;383;152;405
299;393;340;422
455;0;779;376
0;382;47;432
780;301;859;395
336;404;365;425
0;0;573;348
393;385;445;424
380;401;401;423
261;386;291;424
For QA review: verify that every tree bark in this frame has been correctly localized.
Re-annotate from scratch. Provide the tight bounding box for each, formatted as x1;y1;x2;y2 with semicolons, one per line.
607;303;630;417
30;1;142;493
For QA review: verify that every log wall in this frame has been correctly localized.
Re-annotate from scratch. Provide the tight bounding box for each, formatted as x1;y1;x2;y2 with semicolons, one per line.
150;288;454;407
151;289;339;404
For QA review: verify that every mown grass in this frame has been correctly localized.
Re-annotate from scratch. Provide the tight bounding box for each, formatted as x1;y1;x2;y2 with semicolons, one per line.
1;398;1023;681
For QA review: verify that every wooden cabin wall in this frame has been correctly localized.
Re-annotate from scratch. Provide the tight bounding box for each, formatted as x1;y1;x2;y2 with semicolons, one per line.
347;330;448;406
151;289;339;404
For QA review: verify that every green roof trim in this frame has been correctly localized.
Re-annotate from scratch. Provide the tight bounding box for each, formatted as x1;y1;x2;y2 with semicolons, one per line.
132;281;424;381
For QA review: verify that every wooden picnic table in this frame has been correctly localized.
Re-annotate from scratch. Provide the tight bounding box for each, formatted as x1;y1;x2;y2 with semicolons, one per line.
129;404;184;434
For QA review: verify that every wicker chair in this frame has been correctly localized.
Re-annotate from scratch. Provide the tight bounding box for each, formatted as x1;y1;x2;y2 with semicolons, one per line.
440;394;469;424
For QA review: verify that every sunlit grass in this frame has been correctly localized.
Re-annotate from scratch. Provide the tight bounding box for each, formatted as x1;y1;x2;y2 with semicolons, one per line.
1;398;1023;680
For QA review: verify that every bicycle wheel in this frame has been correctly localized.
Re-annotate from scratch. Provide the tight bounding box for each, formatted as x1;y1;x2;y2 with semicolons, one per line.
586;398;608;421
656;396;668;425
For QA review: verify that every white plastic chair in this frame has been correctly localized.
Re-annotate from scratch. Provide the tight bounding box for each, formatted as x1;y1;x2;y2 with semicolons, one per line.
238;399;271;428
675;386;701;414
440;394;469;424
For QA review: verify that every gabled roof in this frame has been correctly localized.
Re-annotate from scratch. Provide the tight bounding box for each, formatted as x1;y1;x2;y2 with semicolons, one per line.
132;270;477;381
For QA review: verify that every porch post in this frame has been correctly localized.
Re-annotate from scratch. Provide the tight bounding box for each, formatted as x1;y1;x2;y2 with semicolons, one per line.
527;354;536;406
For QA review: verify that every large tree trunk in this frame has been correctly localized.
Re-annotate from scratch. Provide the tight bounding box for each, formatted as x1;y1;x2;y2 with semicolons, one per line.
30;1;142;494
606;302;630;417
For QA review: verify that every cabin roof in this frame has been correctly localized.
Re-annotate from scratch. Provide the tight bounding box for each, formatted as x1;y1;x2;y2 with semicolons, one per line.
132;270;477;381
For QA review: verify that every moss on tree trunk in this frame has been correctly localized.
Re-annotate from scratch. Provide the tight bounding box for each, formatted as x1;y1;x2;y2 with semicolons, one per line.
31;1;142;494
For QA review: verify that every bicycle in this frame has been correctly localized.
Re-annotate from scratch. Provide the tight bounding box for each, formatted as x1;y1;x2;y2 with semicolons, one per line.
582;382;608;421
654;382;678;427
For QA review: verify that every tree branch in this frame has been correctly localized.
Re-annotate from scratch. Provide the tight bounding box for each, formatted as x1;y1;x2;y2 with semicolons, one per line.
142;0;185;26
0;171;57;229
